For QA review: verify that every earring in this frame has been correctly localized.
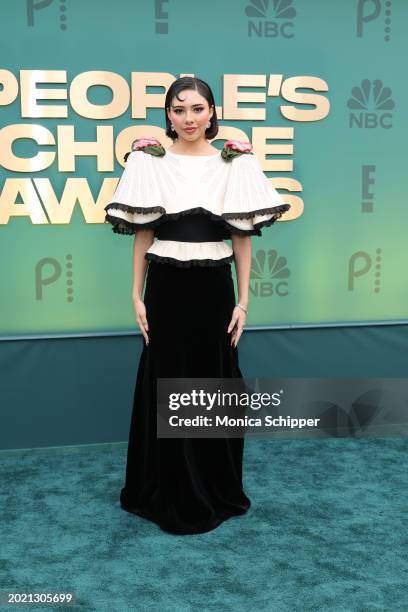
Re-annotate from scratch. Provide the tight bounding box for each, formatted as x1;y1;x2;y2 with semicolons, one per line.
171;123;175;130
207;121;211;128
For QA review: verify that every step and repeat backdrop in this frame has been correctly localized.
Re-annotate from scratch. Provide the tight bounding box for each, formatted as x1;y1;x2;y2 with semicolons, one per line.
0;0;406;339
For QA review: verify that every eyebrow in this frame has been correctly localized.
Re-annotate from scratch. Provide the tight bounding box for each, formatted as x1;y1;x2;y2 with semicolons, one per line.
171;103;204;108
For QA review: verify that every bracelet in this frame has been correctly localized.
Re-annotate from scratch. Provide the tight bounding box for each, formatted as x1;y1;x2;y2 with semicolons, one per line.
236;303;248;314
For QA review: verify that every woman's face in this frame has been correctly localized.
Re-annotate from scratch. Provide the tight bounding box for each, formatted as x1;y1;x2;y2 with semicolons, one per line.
167;89;213;143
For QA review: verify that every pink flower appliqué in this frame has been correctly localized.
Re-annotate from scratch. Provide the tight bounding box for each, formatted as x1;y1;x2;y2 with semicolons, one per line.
221;139;253;162
131;137;162;151
224;140;253;153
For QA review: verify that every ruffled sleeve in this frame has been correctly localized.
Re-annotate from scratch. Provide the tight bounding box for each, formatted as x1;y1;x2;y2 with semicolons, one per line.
222;152;291;236
104;150;166;235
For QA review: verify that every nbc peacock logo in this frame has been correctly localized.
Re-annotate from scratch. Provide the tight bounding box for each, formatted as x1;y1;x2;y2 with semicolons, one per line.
347;79;395;129
245;0;297;38
250;249;290;298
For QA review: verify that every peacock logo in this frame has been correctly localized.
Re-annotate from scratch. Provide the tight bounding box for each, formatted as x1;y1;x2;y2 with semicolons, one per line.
245;0;297;38
347;79;395;128
245;0;296;19
250;249;290;298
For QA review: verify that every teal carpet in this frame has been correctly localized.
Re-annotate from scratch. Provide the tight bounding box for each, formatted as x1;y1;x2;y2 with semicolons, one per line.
1;437;407;611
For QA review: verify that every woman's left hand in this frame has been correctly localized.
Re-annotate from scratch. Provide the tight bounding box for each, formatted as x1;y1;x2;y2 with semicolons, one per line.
227;306;247;347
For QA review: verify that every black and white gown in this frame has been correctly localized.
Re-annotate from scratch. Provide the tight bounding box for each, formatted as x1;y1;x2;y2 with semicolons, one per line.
104;143;291;534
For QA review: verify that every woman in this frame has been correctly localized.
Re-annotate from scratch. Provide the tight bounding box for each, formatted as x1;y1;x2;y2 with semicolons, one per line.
104;76;291;535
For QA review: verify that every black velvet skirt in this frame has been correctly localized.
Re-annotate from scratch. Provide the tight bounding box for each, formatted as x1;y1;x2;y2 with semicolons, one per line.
119;260;251;535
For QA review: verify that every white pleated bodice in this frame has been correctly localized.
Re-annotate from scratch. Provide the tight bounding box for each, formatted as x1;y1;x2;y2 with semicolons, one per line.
104;147;291;267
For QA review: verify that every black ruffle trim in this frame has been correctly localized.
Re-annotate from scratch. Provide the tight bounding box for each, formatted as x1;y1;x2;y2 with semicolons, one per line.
104;202;166;214
222;205;290;219
145;252;234;268
104;204;291;237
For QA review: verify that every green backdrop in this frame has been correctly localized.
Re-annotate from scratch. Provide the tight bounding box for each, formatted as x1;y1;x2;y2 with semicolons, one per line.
1;0;407;339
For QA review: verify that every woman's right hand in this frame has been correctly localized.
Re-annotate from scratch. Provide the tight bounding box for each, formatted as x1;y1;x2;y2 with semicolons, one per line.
133;297;149;346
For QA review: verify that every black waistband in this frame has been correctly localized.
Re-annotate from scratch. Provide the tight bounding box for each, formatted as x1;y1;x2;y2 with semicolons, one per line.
154;213;230;242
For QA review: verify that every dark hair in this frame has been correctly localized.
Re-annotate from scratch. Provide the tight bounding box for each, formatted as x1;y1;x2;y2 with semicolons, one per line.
164;77;219;141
